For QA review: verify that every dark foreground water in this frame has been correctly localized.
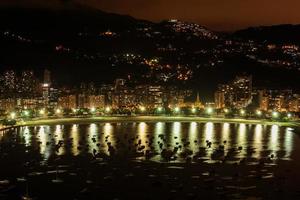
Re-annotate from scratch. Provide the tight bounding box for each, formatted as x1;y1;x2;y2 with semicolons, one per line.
0;122;300;199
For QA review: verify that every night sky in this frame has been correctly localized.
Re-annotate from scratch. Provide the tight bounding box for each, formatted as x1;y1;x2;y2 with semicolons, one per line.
1;0;300;31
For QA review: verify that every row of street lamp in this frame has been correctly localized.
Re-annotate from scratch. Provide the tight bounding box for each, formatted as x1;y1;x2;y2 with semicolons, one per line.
8;106;293;120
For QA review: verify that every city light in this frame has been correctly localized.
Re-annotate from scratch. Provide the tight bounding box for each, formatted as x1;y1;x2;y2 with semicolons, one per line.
272;111;279;118
90;107;96;112
10;112;16;119
24;110;29;116
224;108;229;113
39;109;45;115
206;107;213;114
157;107;163;112
287;113;292;118
140;106;146;112
56;109;61;114
174;107;180;113
256;110;262;116
240;109;246;116
191;107;196;113
72;108;77;113
105;107;111;112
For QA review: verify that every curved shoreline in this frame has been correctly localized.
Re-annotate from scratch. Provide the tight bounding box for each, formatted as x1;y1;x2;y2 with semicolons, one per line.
14;116;300;128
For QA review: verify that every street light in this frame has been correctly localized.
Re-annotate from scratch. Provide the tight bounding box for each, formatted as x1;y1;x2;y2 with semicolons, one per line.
56;109;61;114
174;107;180;113
224;108;229;113
240;109;246;116
256;110;262;116
206;107;213;115
10;112;16;119
140;106;146;112
90;107;96;112
287;113;292;118
39;109;45;115
105;107;111;113
191;107;196;113
272;111;279;118
157;107;163;112
24;110;29;117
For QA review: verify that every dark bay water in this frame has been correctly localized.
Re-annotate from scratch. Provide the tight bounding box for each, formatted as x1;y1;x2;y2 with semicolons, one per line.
1;122;300;200
1;122;297;162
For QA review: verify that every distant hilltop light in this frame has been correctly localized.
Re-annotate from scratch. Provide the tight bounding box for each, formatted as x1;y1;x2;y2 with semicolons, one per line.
169;19;178;23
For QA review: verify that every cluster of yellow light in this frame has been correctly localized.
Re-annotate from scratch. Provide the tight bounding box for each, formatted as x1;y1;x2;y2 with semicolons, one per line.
191;107;197;113
240;109;246;115
256;110;262;116
140;106;146;112
10;112;16;119
39;109;45;115
24;110;29;116
105;107;111;112
174;107;180;112
206;107;213;114
90;107;96;112
272;111;279;118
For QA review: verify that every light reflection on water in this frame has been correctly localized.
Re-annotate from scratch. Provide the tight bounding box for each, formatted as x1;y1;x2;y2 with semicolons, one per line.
4;122;298;162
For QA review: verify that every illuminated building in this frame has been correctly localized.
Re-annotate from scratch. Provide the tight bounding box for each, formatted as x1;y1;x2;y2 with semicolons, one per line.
287;95;300;112
215;75;252;109
0;98;16;112
148;86;164;107
58;95;77;110
194;92;204;108
214;91;225;109
88;95;105;108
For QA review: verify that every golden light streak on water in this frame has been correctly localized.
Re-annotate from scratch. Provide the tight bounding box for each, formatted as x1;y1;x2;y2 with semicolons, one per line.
237;123;247;156
269;125;279;157
154;122;165;150
23;126;31;147
54;125;64;155
87;123;98;154
37;126;51;160
189;122;198;150
222;123;230;145
253;124;263;158
171;122;181;147
137;122;148;145
71;124;79;155
203;122;214;145
102;123;114;152
284;127;293;159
